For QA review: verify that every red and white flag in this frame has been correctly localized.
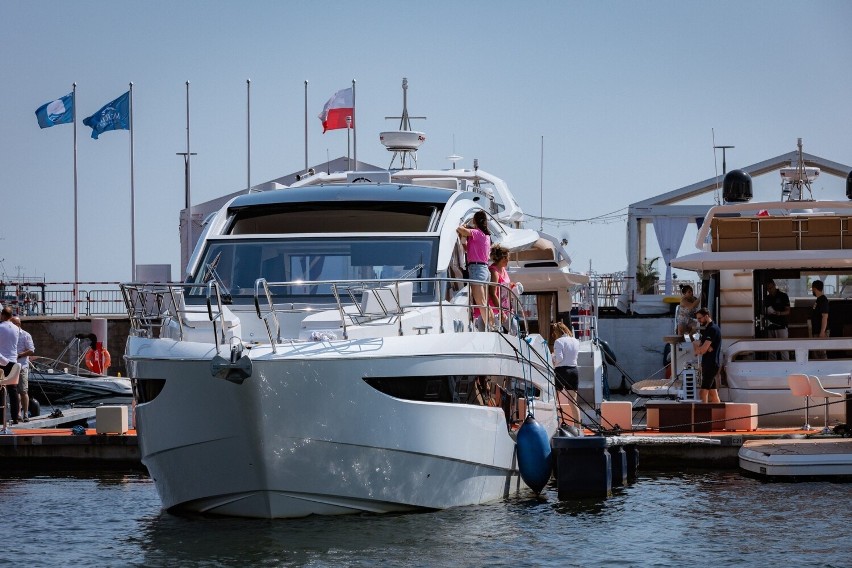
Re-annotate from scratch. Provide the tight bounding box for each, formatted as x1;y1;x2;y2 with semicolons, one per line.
318;87;354;133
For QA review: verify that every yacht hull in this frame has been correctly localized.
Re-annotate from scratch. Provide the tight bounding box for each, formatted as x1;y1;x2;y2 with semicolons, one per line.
129;334;556;519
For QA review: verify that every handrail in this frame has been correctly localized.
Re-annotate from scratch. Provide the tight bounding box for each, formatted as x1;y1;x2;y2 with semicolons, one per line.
726;336;852;363
205;281;227;352
253;278;281;353
330;283;350;340
121;276;531;344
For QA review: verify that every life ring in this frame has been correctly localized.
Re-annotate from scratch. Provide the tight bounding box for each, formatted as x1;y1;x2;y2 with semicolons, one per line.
84;344;111;374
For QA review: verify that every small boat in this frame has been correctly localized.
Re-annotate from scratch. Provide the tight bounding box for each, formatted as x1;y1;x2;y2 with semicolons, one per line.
739;438;852;479
27;357;132;406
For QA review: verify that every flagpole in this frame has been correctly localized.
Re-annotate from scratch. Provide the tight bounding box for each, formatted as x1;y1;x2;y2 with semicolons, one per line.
304;80;308;172
129;82;136;280
72;82;79;319
539;135;544;232
186;81;192;274
351;79;357;171
246;79;251;191
346;115;351;170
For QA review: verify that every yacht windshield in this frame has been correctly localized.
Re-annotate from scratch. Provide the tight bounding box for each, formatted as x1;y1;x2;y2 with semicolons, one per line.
187;237;438;303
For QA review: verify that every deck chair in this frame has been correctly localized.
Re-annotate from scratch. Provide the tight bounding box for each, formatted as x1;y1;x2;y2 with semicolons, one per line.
787;373;812;430
808;375;843;434
0;363;21;387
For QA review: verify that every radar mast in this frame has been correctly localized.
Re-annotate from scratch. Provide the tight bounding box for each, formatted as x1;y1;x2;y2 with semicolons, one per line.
380;78;427;170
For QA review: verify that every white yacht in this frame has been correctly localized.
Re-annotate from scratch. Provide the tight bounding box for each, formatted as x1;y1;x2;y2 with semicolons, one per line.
670;140;852;427
122;86;599;518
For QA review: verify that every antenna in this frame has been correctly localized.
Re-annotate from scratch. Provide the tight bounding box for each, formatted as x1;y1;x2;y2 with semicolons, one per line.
447;134;462;169
714;144;735;175
382;78;427;170
780;137;817;201
539;136;544;231
712;129;734;205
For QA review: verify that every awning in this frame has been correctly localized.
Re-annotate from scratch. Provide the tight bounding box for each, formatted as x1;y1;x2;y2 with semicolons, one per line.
671;250;852;271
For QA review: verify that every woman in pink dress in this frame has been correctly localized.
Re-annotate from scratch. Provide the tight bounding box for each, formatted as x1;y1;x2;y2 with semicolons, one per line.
457;210;493;329
488;245;514;333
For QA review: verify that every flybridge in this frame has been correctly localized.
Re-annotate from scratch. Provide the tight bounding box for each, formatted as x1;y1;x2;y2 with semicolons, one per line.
708;211;852;253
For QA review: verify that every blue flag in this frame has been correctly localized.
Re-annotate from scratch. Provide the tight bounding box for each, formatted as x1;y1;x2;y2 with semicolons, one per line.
35;93;74;129
83;91;130;139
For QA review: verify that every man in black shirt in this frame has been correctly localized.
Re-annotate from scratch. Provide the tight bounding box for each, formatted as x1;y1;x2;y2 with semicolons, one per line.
811;280;829;359
765;279;791;361
693;307;722;403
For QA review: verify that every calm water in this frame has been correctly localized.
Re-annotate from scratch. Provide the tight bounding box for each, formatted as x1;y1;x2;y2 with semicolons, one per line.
2;469;850;567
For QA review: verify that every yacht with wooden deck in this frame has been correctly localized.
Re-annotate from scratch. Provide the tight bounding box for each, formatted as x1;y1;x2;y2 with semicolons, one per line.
670;139;852;427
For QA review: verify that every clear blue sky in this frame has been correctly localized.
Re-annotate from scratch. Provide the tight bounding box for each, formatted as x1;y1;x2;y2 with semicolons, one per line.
2;0;851;284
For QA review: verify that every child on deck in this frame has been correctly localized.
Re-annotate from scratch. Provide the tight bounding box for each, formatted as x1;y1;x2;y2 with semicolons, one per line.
677;284;700;340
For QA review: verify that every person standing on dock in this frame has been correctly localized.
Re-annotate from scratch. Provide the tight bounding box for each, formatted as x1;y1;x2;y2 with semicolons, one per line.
11;316;34;422
551;322;581;427
764;279;790;361
810;279;829;359
693;308;721;403
0;307;21;423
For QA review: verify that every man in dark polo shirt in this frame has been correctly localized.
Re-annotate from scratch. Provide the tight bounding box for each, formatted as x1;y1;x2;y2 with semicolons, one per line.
810;279;829;360
693;307;721;403
765;279;791;361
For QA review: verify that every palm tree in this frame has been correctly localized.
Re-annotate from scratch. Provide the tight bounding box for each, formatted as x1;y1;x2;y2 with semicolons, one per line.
636;257;660;294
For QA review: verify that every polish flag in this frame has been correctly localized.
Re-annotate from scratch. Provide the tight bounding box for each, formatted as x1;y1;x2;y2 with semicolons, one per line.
318;87;354;132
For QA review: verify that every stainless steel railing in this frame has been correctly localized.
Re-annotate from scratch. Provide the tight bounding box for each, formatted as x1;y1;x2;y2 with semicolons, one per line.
121;276;530;348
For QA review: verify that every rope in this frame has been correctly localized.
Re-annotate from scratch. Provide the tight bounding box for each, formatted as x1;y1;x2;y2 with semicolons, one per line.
499;331;609;431
29;367;62;414
510;333;529;417
604;397;849;435
539;339;576;429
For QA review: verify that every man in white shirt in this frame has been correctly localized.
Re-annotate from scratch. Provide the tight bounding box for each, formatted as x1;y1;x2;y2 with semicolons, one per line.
0;307;20;375
0;307;21;423
11;316;35;422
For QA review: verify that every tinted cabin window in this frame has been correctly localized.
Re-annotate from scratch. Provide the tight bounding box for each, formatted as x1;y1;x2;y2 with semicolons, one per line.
229;202;438;234
186;237;438;303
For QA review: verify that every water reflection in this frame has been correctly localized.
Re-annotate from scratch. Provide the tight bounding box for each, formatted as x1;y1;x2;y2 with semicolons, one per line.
4;470;852;566
137;508;497;566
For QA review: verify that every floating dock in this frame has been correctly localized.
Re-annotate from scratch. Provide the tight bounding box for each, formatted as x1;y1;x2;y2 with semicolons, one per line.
0;427;141;470
0;401;845;477
0;406;141;470
604;428;834;469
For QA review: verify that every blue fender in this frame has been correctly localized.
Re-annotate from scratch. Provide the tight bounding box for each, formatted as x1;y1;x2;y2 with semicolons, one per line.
516;415;553;494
